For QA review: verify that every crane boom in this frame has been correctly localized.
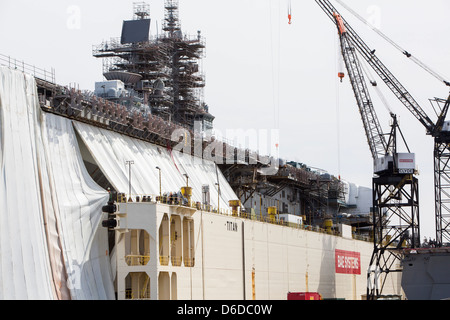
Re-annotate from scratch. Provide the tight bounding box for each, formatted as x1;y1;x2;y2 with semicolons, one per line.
334;0;450;88
316;0;436;134
316;0;421;299
317;0;450;248
333;12;387;159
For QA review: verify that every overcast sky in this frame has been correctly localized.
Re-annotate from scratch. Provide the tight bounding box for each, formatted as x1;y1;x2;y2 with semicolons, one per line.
1;0;449;238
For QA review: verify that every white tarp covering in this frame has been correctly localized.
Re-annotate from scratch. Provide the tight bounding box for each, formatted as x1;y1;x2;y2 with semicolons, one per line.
0;67;114;299
0;67;54;299
40;113;114;300
0;65;238;300
74;122;238;211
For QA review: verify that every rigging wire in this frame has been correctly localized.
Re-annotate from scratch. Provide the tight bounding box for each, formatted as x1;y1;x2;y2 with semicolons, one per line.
277;1;281;130
268;0;281;131
335;0;450;87
359;53;394;115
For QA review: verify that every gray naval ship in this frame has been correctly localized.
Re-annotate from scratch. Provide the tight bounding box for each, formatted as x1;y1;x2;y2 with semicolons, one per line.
402;239;450;300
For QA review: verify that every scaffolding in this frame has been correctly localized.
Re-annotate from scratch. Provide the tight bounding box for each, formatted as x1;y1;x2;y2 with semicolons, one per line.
92;1;211;131
0;53;55;83
133;2;150;20
33;1;368;236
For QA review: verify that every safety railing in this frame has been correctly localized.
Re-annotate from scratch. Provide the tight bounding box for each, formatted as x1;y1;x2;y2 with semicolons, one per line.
125;277;151;300
125;288;151;300
184;258;195;267
159;256;169;266
115;192;233;215
171;256;182;267
125;254;150;266
116;193;370;242
0;53;55;83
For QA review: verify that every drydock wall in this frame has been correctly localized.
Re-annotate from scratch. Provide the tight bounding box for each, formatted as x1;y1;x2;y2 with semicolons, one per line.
115;204;403;300
0;67;402;300
186;212;402;300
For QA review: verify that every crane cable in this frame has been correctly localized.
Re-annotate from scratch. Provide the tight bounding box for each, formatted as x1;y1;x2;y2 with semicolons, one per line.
359;53;394;115
268;0;281;130
335;0;450;87
335;34;342;180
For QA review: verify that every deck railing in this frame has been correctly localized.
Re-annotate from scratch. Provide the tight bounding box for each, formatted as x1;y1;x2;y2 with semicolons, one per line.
0;53;55;83
117;193;371;243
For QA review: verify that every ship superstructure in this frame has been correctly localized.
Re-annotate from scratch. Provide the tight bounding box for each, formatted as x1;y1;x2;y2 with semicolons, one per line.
92;1;213;132
0;1;419;301
88;1;372;237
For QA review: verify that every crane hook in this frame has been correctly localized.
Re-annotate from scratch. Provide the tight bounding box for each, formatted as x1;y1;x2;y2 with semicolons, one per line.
288;1;292;24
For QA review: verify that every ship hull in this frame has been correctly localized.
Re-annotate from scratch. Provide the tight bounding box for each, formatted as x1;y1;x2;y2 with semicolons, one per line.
114;202;403;300
402;249;450;300
0;66;402;300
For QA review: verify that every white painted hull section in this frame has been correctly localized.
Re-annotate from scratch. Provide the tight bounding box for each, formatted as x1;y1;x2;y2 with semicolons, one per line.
114;203;403;300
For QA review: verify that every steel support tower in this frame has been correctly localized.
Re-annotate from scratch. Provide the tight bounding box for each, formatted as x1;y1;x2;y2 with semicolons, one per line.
92;1;212;131
317;0;450;249
316;0;421;299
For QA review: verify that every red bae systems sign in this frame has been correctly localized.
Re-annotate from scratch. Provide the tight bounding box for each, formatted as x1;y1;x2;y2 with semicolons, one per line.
335;249;361;275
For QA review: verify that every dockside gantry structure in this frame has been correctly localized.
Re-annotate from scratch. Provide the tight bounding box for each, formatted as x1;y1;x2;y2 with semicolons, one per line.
316;0;420;300
92;1;213;131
